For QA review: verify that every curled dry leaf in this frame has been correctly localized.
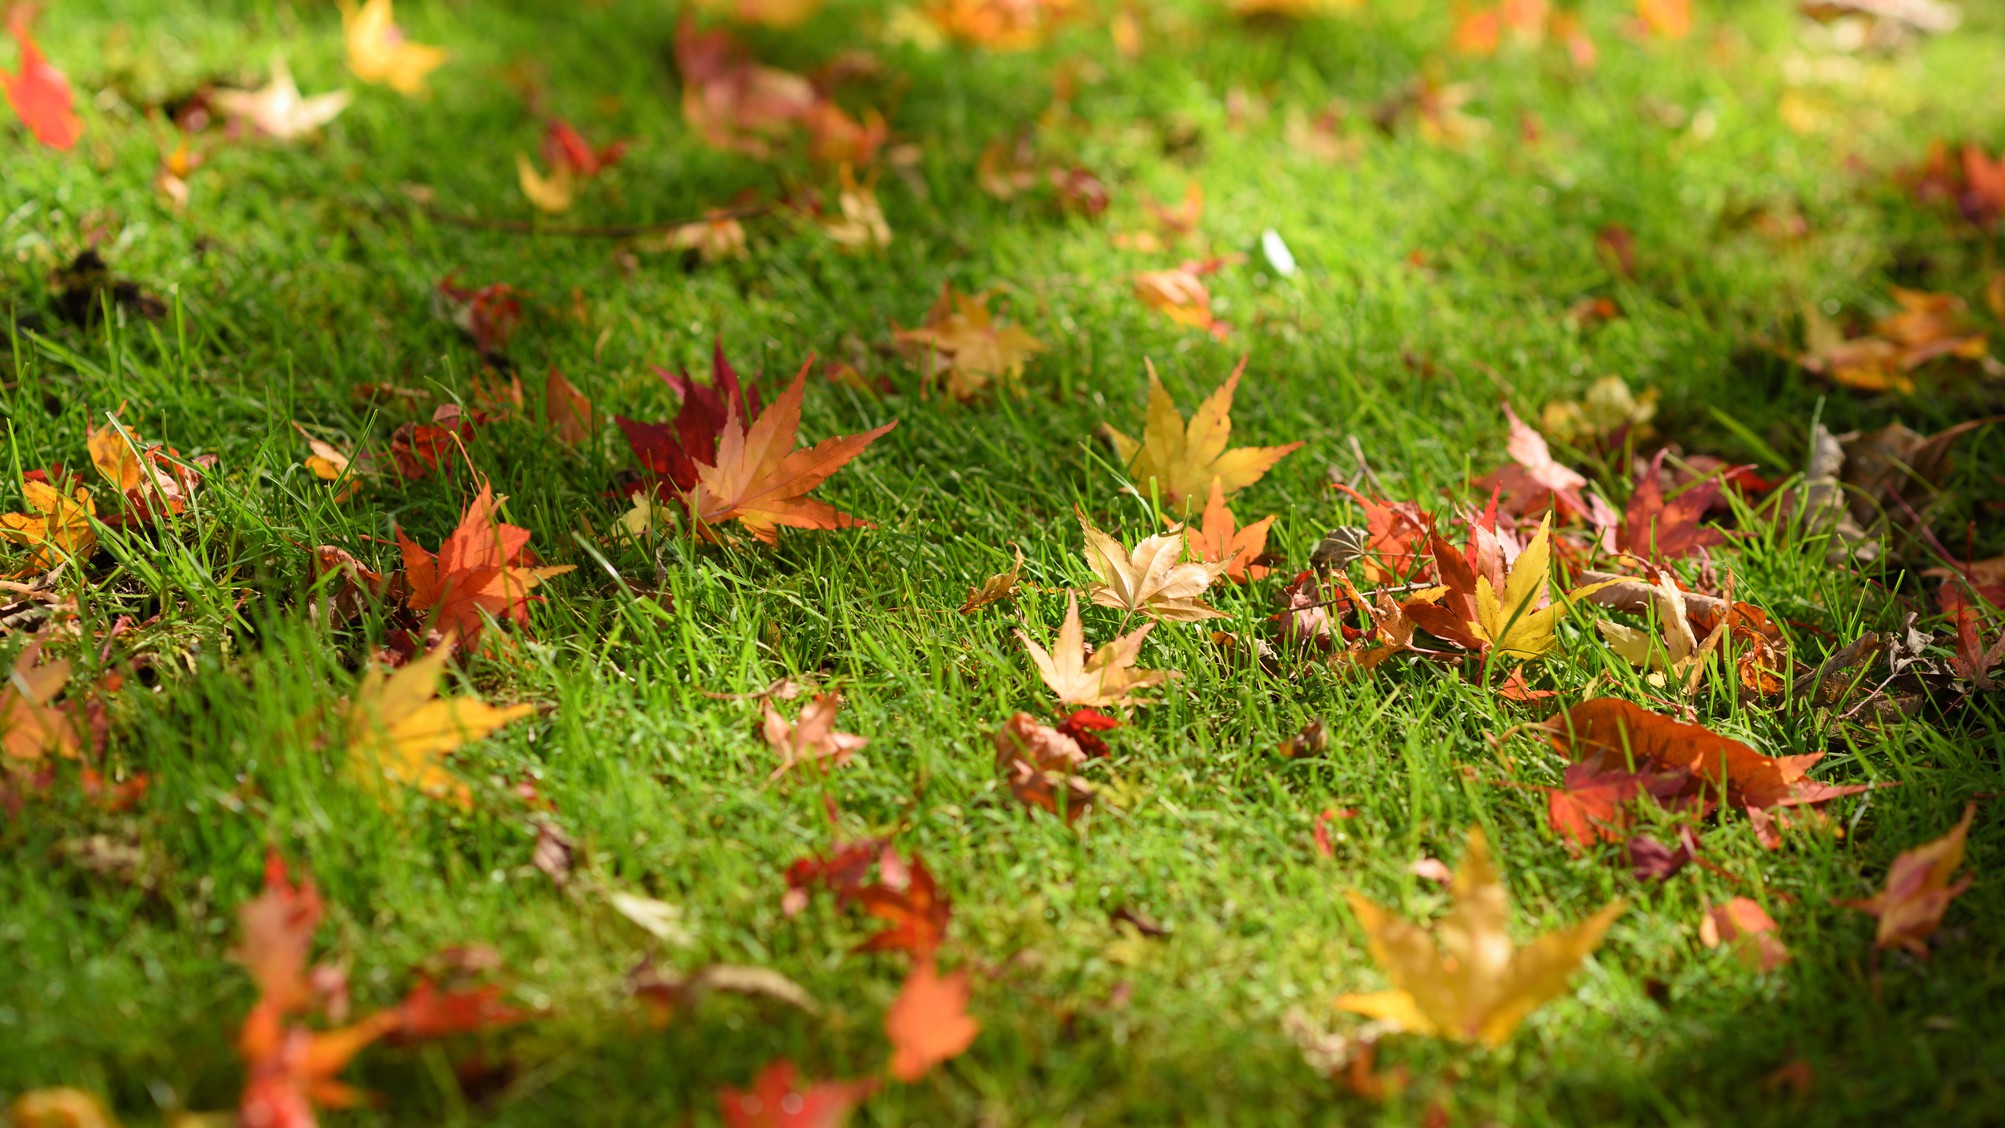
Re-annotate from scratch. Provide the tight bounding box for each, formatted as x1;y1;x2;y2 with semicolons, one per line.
1699;897;1790;972
1079;511;1227;622
1336;827;1625;1045
886;959;981;1082
993;712;1094;821
762;694;868;779
1102;356;1303;512
718;1059;875;1128
341;0;447;94
344;639;534;809
1188;479;1277;583
1540;698;1874;848
959;545;1024;614
1133;260;1230;338
1837;802;1975;957
630;959;819;1025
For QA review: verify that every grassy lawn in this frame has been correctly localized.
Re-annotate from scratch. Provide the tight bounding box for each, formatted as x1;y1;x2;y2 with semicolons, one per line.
4;0;2004;1124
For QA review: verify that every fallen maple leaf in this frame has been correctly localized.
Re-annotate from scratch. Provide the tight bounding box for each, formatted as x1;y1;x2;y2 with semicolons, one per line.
397;482;573;648
762;694;868;779
919;0;1077;50
1593;570;1702;682
1016;593;1169;709
544;369;594;446
233;850;326;1014
516;152;576;213
1079;511;1228;622
1;475;96;568
675;14;816;156
817;165;892;252
1336;827;1625;1045
1616;452;1731;561
857;853;951;958
1838;802;1976;957
6;1089;116;1128
1540;376;1656;448
341;0;447;94
1102;356;1303;512
1;5;81;150
993;712;1094;821
619;344;765;495
541;117;627;178
344;639;535;808
1540;698;1874;847
213;56;351;141
1328;483;1434;583
434;275;523;355
894;284;1047;400
1545;758;1693;852
87;416;212;522
1472;405;1592;521
1470;515;1603;660
886;959;981;1082
959;545;1024;614
719;1060;875;1128
1;645;79;765
1699;897;1789;971
1133;260;1230;338
1188;478;1276;583
682;362;898;544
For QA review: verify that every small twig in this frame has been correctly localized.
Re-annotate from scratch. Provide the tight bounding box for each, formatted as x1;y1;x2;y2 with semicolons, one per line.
396;199;775;239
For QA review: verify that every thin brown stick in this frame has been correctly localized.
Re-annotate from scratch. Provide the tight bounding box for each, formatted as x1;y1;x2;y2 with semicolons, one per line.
405;201;775;239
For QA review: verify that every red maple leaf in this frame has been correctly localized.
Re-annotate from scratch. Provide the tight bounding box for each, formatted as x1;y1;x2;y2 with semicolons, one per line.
1616;451;1732;562
617;343;765;495
396;481;574;648
542;117;627;177
719;1060;876;1128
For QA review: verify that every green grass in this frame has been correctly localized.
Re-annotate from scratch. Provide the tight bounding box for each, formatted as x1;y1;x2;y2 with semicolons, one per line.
4;1;2004;1124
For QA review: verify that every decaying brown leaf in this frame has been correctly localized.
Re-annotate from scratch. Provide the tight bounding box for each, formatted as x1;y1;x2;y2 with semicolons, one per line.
1079;511;1228;622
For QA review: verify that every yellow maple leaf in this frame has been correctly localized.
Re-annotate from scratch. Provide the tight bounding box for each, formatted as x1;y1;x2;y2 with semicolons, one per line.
1;479;97;568
1101;357;1302;512
516;154;576;214
895;284;1047;400
1337;827;1625;1046
344;640;532;808
1014;592;1169;708
341;0;448;95
1470;516;1610;661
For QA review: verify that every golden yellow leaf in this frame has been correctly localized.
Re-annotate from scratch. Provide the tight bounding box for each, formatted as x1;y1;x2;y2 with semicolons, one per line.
1014;592;1169;708
1;479;97;568
1336;827;1624;1046
341;0;448;95
1101;357;1302;512
1078;511;1227;623
895;284;1047;400
1470;516;1611;661
344;640;532;808
516;153;575;214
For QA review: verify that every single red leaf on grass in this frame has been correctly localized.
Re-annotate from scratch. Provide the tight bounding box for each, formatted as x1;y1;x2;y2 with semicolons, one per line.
1328;483;1434;583
542;117;627;177
1616;451;1731;561
397;480;574;648
719;1059;876;1128
234;850;325;1014
1837;802;1976;958
2;6;82;151
388;405;477;481
885;959;980;1083
783;838;889;915
434;275;523;355
1056;707;1120;758
391;981;525;1040
856;853;951;958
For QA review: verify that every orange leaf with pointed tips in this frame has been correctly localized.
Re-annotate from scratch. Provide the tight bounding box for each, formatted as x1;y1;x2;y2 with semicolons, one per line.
1;645;78;765
1188;478;1276;583
682;362;898;544
886;959;981;1082
2;7;81;150
1;476;96;568
719;1060;876;1128
397;482;573;648
1838;802;1976;957
1699;897;1789;971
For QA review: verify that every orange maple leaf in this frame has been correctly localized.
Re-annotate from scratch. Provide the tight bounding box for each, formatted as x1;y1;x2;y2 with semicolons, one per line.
683;362;898;544
2;6;82;151
397;481;573;648
855;853;951;959
885;959;981;1082
1838;802;1977;957
1186;478;1276;583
